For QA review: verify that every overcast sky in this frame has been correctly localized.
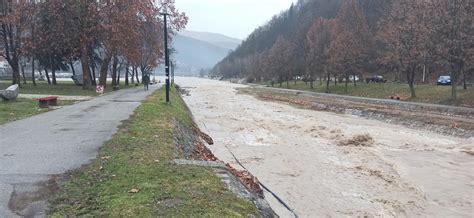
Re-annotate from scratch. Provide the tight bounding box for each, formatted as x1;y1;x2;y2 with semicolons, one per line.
175;0;297;39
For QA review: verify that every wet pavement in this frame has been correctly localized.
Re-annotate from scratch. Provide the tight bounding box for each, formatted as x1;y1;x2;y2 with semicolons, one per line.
0;85;160;217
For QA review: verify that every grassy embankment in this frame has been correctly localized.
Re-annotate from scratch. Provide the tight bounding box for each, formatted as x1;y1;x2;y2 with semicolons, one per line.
47;87;259;216
262;80;474;107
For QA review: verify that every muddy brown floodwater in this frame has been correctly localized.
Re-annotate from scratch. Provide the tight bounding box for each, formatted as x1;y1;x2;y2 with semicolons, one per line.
177;77;474;218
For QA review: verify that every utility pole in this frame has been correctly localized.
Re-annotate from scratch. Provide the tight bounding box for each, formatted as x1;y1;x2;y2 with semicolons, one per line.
161;12;170;103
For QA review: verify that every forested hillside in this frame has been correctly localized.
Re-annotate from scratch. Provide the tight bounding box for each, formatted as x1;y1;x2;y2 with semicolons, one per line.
212;0;473;100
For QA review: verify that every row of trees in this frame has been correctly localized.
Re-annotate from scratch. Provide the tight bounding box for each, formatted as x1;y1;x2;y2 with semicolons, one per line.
0;0;187;89
212;0;473;99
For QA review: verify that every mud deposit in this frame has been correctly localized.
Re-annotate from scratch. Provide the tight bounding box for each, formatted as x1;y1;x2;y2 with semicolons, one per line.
177;77;474;217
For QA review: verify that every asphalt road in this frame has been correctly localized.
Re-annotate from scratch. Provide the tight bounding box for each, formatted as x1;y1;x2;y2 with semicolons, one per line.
0;84;160;217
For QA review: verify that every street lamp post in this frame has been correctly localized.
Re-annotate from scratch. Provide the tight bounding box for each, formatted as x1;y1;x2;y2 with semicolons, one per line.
161;12;170;103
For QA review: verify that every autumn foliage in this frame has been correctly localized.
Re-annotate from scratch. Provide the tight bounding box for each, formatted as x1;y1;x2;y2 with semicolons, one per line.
213;0;473;100
0;0;187;89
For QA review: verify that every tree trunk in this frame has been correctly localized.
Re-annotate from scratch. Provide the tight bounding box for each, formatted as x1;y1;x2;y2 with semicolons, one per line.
125;64;129;86
310;77;314;89
89;67;95;86
112;56;118;87
353;73;357;87
344;74;349;93
44;68;51;85
90;64;97;86
131;66;135;84
52;69;57;85
69;61;76;76
407;67;417;99
48;53;57;85
326;72;331;93
89;52;97;86
80;40;92;90
21;64;26;84
31;57;36;86
117;67;121;86
135;66;140;84
462;67;467;90
11;60;21;86
31;22;36;86
99;55;112;87
451;71;457;100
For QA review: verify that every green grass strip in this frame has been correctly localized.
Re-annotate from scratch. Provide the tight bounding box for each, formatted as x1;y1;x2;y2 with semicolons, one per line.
48;87;259;217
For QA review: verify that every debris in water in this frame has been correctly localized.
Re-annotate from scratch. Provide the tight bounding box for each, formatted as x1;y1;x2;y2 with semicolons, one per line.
338;134;374;147
226;163;264;198
195;140;217;161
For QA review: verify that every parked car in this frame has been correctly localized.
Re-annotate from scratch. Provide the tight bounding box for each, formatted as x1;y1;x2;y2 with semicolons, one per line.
437;75;451;86
349;75;360;82
366;75;387;83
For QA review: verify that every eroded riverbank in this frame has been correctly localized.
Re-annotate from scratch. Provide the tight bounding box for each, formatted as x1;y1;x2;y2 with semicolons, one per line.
177;77;473;217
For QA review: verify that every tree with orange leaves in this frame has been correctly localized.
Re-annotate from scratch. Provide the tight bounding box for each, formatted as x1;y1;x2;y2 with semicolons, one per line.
429;0;473;99
328;0;370;93
268;36;296;88
377;0;432;99
0;0;36;85
306;17;334;91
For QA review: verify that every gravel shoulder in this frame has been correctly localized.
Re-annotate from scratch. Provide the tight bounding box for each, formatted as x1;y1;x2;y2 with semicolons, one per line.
177;77;474;217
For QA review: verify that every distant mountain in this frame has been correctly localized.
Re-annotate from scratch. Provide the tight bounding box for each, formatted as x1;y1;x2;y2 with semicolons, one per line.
171;31;241;74
179;30;241;50
171;34;231;72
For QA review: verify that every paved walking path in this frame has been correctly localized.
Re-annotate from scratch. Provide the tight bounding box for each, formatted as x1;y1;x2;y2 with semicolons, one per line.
0;85;160;217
